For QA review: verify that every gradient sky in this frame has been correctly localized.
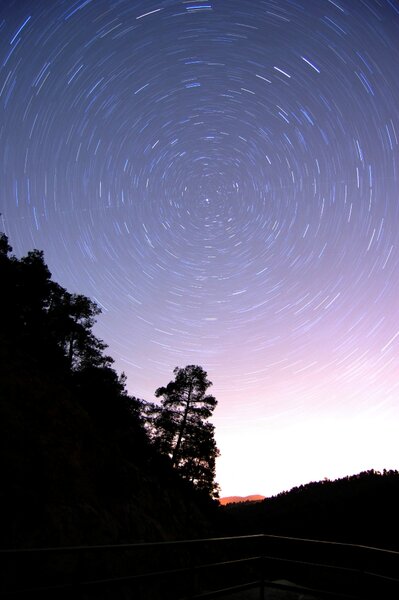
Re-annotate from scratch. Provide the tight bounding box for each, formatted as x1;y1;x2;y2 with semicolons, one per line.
1;0;398;497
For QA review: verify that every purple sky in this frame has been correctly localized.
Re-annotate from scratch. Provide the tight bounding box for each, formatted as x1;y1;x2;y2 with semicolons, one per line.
2;0;399;496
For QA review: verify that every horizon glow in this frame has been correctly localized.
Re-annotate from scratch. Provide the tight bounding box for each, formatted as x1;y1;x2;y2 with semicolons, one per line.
1;0;398;498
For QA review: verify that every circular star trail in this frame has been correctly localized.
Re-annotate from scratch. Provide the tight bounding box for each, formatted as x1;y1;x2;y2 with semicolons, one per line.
1;0;398;495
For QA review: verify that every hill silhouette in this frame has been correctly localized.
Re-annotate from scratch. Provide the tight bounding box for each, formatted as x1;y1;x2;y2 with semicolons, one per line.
219;495;265;506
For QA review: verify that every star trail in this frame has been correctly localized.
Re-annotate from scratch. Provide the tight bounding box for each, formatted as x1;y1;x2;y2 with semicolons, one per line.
1;0;398;496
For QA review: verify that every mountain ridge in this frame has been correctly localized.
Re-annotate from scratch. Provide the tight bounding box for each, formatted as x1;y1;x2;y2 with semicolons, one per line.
219;494;265;505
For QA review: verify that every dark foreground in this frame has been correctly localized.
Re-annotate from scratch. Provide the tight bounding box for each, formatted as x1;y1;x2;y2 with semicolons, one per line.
2;533;399;599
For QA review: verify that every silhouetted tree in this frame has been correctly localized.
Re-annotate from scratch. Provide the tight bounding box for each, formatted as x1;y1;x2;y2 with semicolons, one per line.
0;232;12;257
48;289;112;370
0;242;52;351
152;365;220;497
0;232;112;372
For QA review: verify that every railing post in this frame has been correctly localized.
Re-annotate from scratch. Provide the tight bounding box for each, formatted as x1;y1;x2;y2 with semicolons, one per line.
259;556;265;600
188;554;198;599
259;535;265;600
358;545;367;600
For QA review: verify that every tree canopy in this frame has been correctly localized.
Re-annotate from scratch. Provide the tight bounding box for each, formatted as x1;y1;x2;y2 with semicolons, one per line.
0;233;112;372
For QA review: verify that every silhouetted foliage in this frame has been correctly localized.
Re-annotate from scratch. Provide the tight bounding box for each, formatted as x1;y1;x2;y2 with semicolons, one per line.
0;234;111;372
147;365;220;498
0;231;12;256
221;469;399;551
0;233;219;549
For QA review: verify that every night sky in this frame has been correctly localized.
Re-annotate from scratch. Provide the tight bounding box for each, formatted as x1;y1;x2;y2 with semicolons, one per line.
1;0;398;497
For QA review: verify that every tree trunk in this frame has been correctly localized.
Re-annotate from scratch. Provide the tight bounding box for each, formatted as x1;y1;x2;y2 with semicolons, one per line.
68;316;80;368
68;333;75;368
172;382;192;467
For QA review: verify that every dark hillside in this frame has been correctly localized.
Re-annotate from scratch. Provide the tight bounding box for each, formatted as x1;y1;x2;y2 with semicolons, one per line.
0;234;217;549
222;470;399;550
1;356;215;547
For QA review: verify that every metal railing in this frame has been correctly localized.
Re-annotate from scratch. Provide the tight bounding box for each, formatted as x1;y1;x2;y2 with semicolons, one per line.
1;534;399;599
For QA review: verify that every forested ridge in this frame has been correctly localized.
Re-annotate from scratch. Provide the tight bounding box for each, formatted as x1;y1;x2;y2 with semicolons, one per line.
222;469;399;550
0;233;219;548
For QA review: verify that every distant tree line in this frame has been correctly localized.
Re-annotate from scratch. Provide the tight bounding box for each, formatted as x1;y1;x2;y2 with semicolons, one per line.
221;469;399;550
0;232;220;499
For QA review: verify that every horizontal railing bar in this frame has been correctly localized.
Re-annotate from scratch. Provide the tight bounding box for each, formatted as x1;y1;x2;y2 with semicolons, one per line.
195;555;260;571
1;564;193;596
193;578;359;600
193;579;259;599
262;579;359;600
262;534;399;557
0;534;264;555
261;553;361;574
195;553;358;578
1;533;399;556
363;570;399;584
0;533;264;555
